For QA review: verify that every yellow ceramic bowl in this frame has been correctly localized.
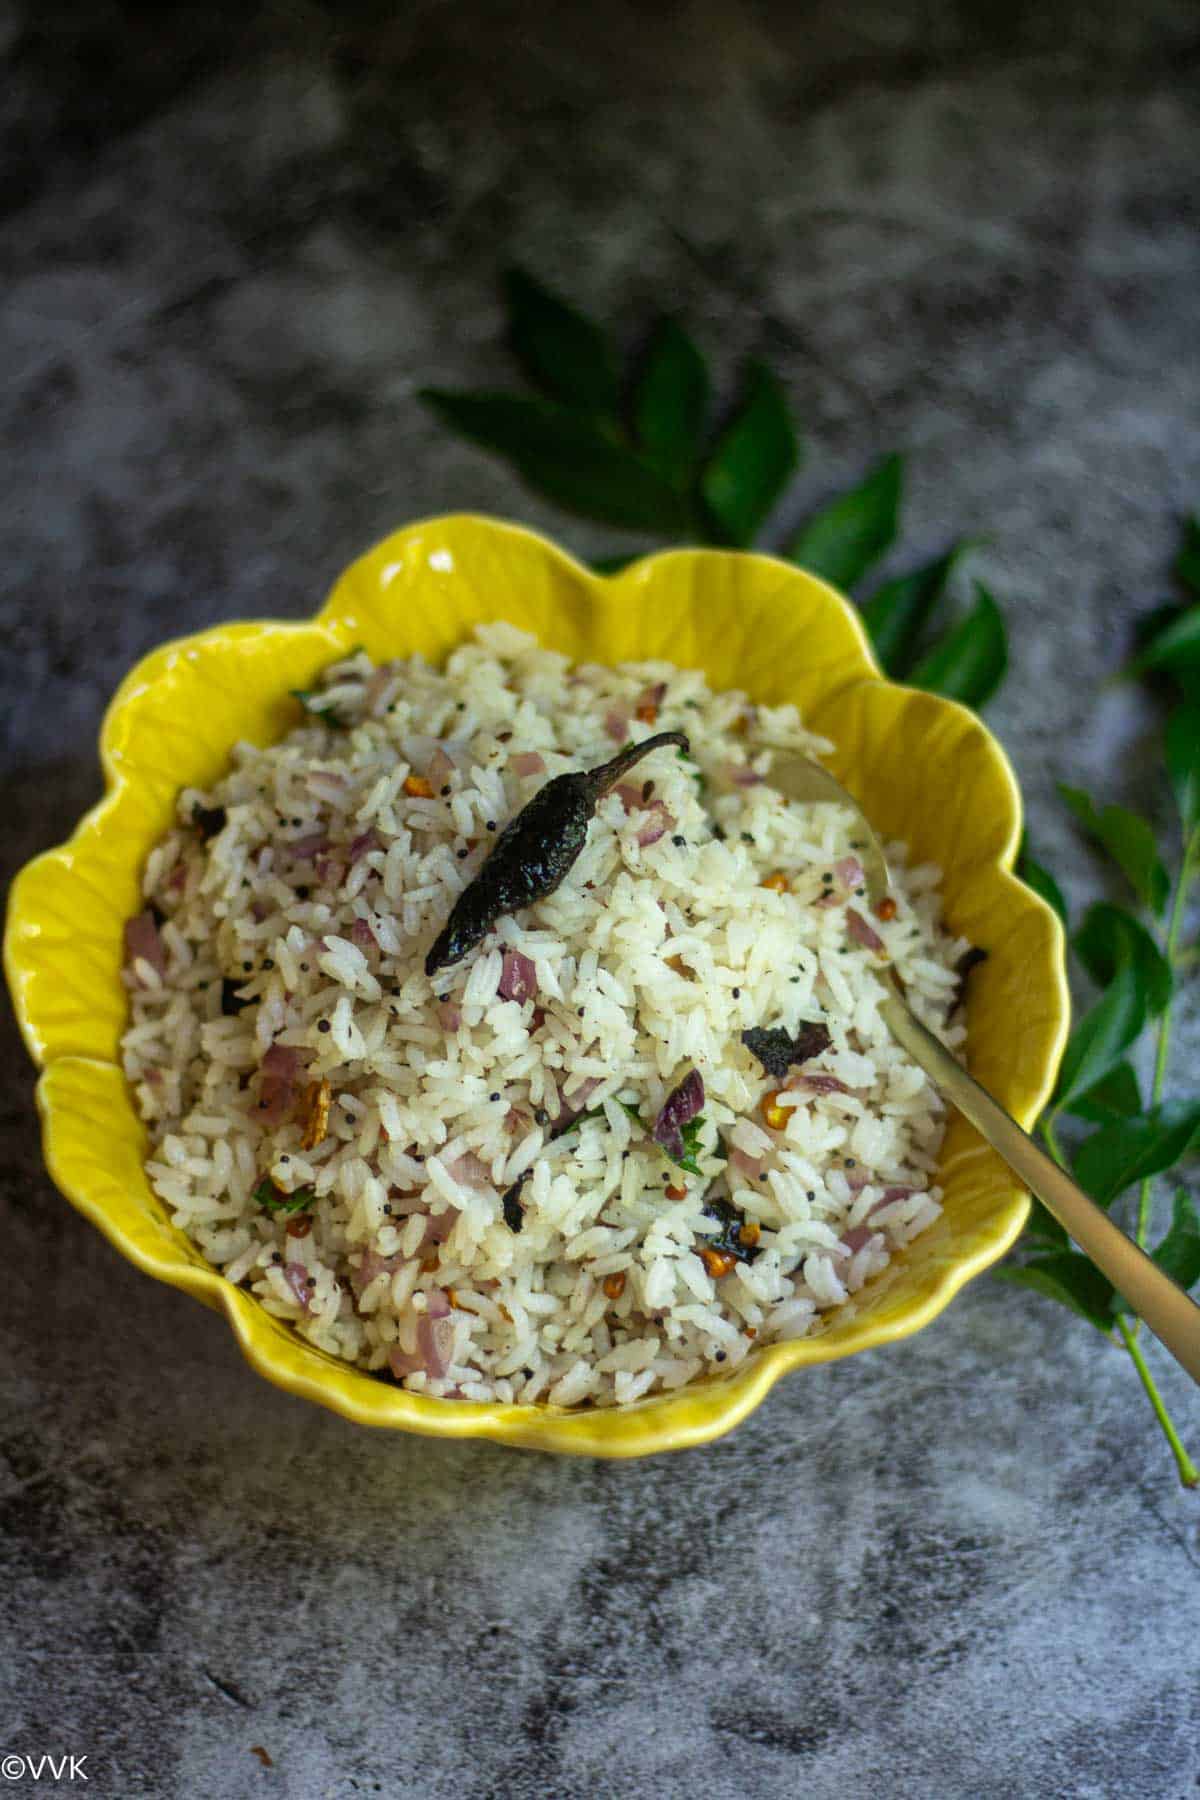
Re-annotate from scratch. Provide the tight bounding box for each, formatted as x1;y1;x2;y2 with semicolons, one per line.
4;515;1068;1456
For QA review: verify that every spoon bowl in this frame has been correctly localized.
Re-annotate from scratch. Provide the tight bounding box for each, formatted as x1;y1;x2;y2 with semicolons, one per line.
768;753;1200;1388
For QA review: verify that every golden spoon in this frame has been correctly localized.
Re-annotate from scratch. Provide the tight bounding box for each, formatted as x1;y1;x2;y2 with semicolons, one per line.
769;753;1200;1388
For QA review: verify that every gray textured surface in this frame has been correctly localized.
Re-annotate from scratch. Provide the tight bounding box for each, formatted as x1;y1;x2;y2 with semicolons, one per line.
2;4;1200;1796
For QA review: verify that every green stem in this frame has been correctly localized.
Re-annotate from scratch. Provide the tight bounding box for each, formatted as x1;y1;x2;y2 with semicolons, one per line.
1116;1315;1199;1488
1041;1115;1069;1171
1135;836;1196;1265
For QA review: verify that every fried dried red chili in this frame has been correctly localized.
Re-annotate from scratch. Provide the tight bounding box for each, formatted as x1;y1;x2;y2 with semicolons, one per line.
425;731;689;976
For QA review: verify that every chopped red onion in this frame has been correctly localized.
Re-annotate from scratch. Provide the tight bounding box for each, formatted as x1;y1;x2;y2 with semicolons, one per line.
727;764;763;787
614;783;644;812
636;803;675;847
417;1307;457;1378
349;828;381;863
124;911;167;980
167;862;187;893
788;1072;852;1096
510;751;545;777
729;1145;766;1181
262;1044;302;1080
289;831;329;860
257;1044;303;1128
637;681;667;710
387;1347;425;1379
845;1166;873;1192
350;1250;402;1298
363;663;396;715
448;1152;492;1190
846;908;885;952
498;950;538;1003
839;1225;877;1256
422;1208;459;1246
835;855;865;888
604;708;630;742
812;891;841;909
428;745;456;791
426;1287;452;1320
350;918;377;951
257;1079;293;1128
437;998;463;1031
653;1068;705;1160
874;1185;916;1210
283;1262;314;1312
561;1076;602;1116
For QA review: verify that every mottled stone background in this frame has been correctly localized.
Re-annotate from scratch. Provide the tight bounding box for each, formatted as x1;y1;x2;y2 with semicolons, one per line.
2;2;1199;1795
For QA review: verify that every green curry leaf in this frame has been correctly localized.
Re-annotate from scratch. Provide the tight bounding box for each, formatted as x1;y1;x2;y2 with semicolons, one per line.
1073;903;1172;1017
1017;835;1069;925
1151;1190;1200;1292
634;319;710;485
788;454;903;592
994;1254;1115;1331
1165;704;1200;840
418;392;691;534
700;361;800;547
859;544;969;677
503;267;620;418
1061;1060;1142;1125
1057;785;1169;916
1173;513;1200;599
908;583;1008;708
1053;960;1147;1116
1072;1105;1200;1208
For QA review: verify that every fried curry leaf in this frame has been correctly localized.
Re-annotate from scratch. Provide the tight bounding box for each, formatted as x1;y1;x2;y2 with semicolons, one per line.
701;1196;762;1265
740;1022;832;1080
221;977;253;1017
253;1178;316;1215
787;454;903;592
673;1114;708;1177
290;688;349;727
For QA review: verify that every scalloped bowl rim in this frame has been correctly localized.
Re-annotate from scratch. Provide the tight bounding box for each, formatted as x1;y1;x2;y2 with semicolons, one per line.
4;513;1069;1457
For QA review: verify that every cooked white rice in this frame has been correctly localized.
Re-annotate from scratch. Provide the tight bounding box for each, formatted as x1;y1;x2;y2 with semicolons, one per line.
120;624;969;1408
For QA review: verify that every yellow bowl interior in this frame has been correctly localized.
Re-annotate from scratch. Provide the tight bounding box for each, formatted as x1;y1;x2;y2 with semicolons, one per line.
4;514;1068;1456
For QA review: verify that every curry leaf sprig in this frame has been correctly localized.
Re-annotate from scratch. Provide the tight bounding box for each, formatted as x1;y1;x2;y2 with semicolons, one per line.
1006;517;1200;1488
420;268;1008;710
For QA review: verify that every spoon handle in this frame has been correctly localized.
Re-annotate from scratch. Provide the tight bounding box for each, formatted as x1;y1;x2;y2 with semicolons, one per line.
880;993;1200;1387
